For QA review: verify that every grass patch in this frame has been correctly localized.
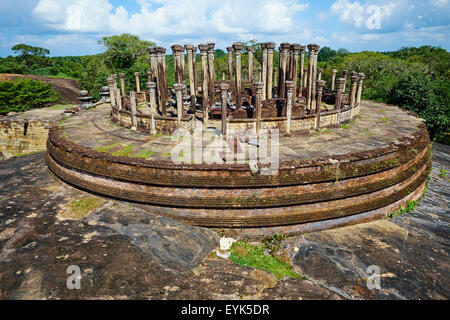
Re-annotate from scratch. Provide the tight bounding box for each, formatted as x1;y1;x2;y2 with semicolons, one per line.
60;197;105;220
50;104;74;110
439;169;448;178
131;150;155;159
341;123;350;129
16;151;40;157
229;241;304;280
94;141;121;153
112;145;134;157
387;178;429;219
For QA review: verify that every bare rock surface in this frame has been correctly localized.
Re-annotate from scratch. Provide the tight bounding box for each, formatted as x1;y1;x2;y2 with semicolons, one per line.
0;143;448;299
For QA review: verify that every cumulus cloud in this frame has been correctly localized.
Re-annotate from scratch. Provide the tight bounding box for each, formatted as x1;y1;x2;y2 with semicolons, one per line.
32;0;310;39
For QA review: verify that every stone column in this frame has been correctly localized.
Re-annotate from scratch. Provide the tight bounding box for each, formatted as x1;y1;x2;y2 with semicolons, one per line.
331;69;337;90
356;73;365;106
119;73;126;96
147;70;152;83
171;44;183;84
192;46;198;95
116;87;122;111
156;47;167;115
317;68;323;81
266;42;275;99
147;82;157;134
298;45;306;97
107;77;116;108
350;75;359;108
273;67;277;87
248;46;254;82
135;72;141;92
303;67;308;95
279;42;290;98
185;44;196;97
148;47;158;83
254;82;263;137
342;69;349;92
181;48;186;84
285;81;295;134
227;46;233;81
220;82;229;136
173;83;183;124
233;42;243;108
286;45;291;81
311;44;320;110
290;44;300;101
130;91;137;130
198;44;209;121
306;45;314;109
335;78;345;112
260;43;268;101
207;43;215;107
315;80;325;129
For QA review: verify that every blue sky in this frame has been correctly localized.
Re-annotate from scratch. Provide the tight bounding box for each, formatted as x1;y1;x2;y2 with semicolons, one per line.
0;0;449;57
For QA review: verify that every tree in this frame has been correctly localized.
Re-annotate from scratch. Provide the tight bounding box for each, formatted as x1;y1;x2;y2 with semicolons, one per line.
336;48;350;56
318;47;336;62
11;44;51;68
99;34;155;70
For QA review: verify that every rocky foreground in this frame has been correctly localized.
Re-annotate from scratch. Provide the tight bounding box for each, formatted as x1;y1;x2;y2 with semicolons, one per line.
0;144;448;299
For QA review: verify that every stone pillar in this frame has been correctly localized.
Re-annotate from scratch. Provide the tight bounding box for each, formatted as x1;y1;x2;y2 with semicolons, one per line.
135;72;141;92
107;77;116;108
248;46;254;82
335;78;345;112
285;81;295;134
286;45;291;81
298;45;306;97
279;42;290;98
171;44;184;84
173;83;183;124
311;44;320;110
317;68;323;81
227;46;233;81
130;91;137;130
303;67;308;95
207;43;215;107
260;43;268;101
266;42;275;99
147;70;152;83
184;44;195;98
331;69;337;90
273;67;277;87
116;87;122;111
220;82;229;136
192;46;198;96
342;69;349;92
181;48;186;84
148;47;158;83
315;80;325;128
156;47;167;115
356;73;365;106
198;44;209;121
350;75;359;108
147;82;157;134
119;73;126;96
254;82;263;137
290;44;300;101
233;42;243;108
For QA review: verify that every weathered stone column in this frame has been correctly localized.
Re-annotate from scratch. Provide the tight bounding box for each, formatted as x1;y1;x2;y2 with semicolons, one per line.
279;43;290;98
349;75;359;108
286;45;291;81
192;46;198;95
220;82;229;136
331;69;337;90
285;81;295;134
254;82;263;137
148;47;158;83
303;67;308;95
119;73;126;96
335;78;345;114
273;67;277;87
233;42;243;108
317;68;323;81
107;77;115;107
227;46;233;81
130;91;137;130
298;45;306;97
171;44;183;84
248;46;254;82
147;82;157;134
306;45;314;109
311;44;320;110
198;44;209;121
342;69;349;92
207;42;215;107
356;73;365;106
260;43;268;101
147;70;152;83
181;47;186;84
156;47;167;115
116;87;122;111
185;44;196;98
290;44;300;100
315;80;325;129
266;42;275;99
173;83;183;124
135;72;141;92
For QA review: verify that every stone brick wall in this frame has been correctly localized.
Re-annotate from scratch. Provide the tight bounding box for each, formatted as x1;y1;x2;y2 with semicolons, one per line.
0;119;53;160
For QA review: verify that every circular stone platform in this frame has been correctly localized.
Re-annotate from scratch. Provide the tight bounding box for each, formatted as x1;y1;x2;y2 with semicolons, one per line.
46;100;431;236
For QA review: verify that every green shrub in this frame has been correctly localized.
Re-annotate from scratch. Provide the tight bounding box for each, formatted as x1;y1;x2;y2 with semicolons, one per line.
0;78;60;114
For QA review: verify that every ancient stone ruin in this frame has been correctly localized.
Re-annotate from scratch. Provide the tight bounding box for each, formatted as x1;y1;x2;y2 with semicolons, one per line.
45;42;431;238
